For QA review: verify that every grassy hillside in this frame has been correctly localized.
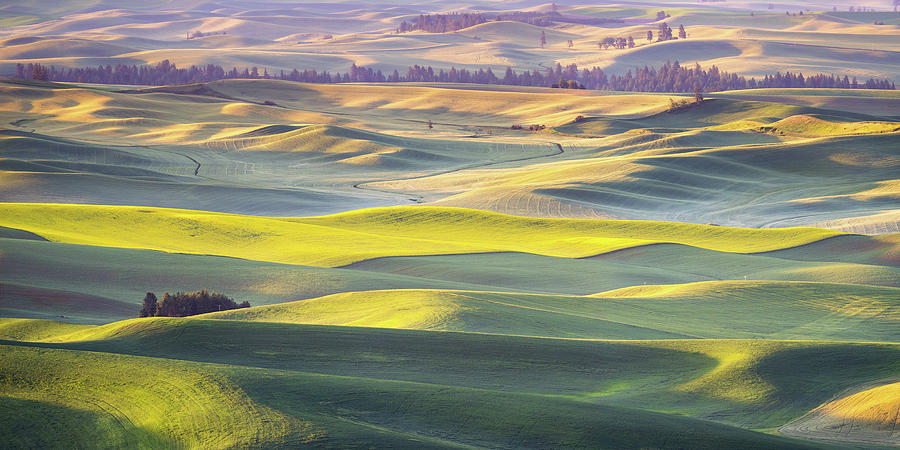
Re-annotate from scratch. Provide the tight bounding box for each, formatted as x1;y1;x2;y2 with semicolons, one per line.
201;281;900;342
2;80;897;229
3;317;898;443
780;379;900;446
0;204;842;267
0;344;321;448
347;245;900;293
0;236;516;324
0;339;830;449
3;4;899;447
3;227;896;325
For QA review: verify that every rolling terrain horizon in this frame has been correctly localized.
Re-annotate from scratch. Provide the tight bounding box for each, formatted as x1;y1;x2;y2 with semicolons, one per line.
1;0;898;448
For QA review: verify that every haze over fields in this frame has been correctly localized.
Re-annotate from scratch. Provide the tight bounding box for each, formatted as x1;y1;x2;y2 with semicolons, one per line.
0;0;899;448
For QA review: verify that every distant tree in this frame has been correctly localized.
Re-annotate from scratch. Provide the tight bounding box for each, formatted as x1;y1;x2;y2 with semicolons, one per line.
694;87;704;103
600;37;616;49
678;25;687;39
646;30;653;42
139;292;158;317
540;30;547;48
567;39;574;48
627;36;635;48
657;23;673;41
656;10;668;20
32;63;48;81
427;119;433;129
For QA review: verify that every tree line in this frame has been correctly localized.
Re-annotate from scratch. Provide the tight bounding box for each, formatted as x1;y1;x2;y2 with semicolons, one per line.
398;13;487;33
139;290;250;318
17;60;895;93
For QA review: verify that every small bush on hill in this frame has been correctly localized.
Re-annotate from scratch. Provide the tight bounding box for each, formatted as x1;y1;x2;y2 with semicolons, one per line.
139;290;249;317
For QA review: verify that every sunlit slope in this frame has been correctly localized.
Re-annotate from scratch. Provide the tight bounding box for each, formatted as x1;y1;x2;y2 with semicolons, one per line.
781;379;900;446
203;79;672;127
346;245;900;294
714;89;900;118
591;281;900;342
202;281;900;342
203;289;688;339
0;79;669;143
3;81;897;227
0;318;92;341
558;98;896;134
9;317;900;434
0;339;825;450
402;108;899;227
813;210;900;235
0;344;319;448
0;236;526;324
0;128;398;216
0;204;842;267
3;230;897;325
202;122;558;171
765;234;900;267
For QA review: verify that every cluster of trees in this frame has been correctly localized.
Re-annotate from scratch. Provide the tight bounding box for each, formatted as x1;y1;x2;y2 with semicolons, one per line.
397;11;562;33
17;60;894;93
395;10;620;33
511;124;547;131
397;13;487;33
139;290;250;318
494;11;558;26
551;78;585;89
187;30;226;39
599;36;635;49
656;23;687;41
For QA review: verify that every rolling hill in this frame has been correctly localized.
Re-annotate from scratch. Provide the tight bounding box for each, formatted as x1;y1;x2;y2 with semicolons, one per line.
2;1;899;446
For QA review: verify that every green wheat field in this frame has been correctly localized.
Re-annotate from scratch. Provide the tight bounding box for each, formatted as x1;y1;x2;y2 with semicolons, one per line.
1;0;898;448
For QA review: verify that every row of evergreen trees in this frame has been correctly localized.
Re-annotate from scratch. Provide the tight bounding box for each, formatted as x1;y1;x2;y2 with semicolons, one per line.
397;13;488;33
17;61;895;93
139;290;250;318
